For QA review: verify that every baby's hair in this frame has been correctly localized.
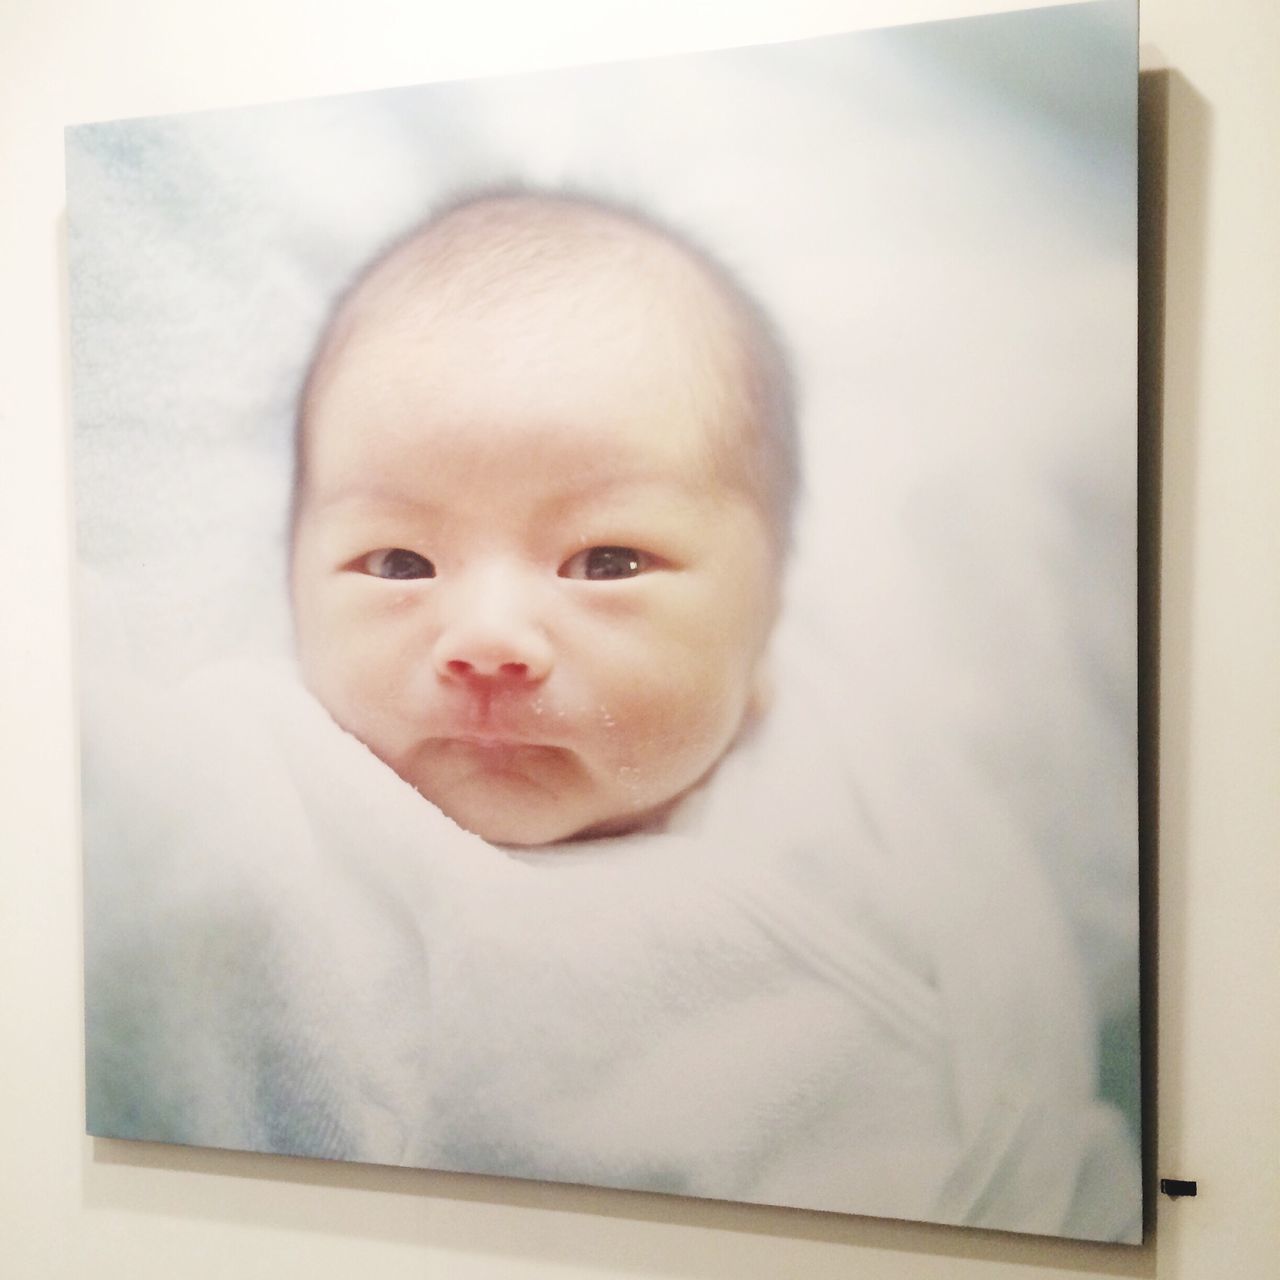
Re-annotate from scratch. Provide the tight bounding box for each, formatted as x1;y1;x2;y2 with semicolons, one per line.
295;186;799;549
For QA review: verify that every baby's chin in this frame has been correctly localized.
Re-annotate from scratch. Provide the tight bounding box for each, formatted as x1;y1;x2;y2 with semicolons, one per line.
392;742;662;847
463;811;646;848
431;790;657;848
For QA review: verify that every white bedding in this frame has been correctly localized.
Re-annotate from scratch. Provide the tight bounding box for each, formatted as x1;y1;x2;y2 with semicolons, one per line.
82;596;1139;1238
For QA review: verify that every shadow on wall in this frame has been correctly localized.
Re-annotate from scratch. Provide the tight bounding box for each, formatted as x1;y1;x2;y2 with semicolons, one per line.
87;1132;1154;1276
1134;53;1213;1257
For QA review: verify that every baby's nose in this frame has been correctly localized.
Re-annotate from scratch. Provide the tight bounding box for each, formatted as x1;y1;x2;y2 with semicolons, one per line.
432;594;553;687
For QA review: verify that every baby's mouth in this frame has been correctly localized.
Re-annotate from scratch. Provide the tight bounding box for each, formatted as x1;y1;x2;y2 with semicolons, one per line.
442;733;543;751
426;736;574;784
431;732;566;757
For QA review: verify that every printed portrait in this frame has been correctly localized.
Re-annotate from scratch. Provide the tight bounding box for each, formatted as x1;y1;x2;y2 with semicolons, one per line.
71;0;1141;1241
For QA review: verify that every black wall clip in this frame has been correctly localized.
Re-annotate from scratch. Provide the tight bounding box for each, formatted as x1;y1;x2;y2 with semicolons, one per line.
1160;1178;1198;1199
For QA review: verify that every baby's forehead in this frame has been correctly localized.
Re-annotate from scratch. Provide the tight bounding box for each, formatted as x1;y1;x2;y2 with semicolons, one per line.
353;205;741;345
312;309;749;468
317;215;756;423
299;194;795;543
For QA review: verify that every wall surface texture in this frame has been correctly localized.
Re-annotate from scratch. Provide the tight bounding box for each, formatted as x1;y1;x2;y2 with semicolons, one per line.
2;2;1276;1278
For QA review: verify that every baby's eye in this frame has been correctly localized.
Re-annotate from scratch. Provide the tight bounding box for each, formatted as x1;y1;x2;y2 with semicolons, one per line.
361;548;436;579
559;546;651;581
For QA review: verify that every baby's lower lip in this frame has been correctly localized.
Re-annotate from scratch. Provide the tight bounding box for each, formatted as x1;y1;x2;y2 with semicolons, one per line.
435;734;561;757
430;737;571;778
447;733;537;748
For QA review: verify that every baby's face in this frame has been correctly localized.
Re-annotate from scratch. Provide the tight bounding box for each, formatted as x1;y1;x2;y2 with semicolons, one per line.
291;289;778;846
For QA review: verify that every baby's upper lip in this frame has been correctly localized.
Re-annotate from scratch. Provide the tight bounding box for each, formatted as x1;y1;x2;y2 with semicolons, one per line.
437;692;568;747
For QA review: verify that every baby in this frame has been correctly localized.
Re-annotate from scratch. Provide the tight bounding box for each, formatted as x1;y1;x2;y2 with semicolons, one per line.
290;191;798;846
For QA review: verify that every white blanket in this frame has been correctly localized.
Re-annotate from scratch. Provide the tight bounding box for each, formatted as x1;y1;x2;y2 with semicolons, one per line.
82;607;1139;1240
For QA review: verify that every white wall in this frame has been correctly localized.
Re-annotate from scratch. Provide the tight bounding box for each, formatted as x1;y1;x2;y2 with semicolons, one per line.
1;1;1275;1277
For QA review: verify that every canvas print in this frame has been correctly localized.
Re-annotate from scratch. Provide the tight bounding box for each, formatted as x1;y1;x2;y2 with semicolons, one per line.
70;0;1141;1241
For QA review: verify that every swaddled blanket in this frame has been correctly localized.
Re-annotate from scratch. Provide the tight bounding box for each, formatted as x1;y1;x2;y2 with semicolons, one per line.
82;606;1139;1241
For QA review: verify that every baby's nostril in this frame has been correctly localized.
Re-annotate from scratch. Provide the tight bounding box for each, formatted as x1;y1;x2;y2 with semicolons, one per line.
443;657;532;681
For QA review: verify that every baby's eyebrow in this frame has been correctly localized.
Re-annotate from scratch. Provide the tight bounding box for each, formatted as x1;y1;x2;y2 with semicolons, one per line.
308;484;441;517
305;467;726;535
529;479;715;531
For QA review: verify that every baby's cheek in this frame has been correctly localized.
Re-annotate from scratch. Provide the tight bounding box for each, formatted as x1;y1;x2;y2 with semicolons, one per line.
607;654;740;772
315;608;417;733
356;628;426;717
